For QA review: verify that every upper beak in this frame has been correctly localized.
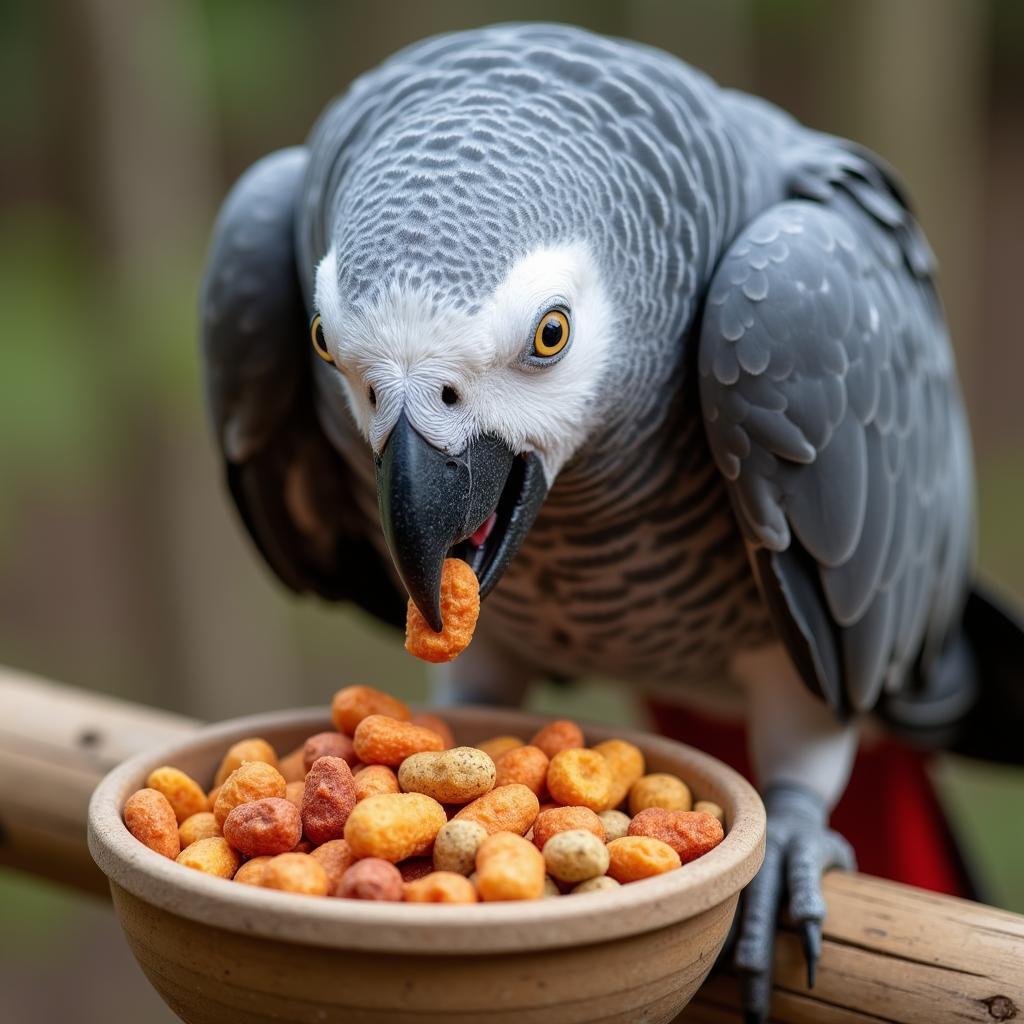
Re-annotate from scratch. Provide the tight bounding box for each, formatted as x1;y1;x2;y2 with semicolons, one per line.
376;411;530;631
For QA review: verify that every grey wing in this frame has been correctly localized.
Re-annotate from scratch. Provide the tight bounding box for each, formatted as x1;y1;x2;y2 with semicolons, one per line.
698;188;974;715
200;147;404;628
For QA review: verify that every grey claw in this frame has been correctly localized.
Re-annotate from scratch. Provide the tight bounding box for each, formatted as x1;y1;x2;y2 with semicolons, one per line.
734;838;782;1021
799;920;821;988
734;784;856;1019
741;970;772;1024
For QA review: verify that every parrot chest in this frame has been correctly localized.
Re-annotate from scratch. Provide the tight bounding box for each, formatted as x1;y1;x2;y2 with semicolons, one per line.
481;411;774;689
328;373;773;694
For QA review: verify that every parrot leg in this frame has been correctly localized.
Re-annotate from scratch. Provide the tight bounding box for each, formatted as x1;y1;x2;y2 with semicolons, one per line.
731;644;859;1024
430;632;535;707
734;784;856;1020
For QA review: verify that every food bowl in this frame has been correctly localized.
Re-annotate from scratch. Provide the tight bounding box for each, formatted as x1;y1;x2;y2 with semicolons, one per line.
88;705;765;1024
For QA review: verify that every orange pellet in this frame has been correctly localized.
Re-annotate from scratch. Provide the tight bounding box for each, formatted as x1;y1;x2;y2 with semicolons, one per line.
178;811;220;847
175;836;241;879
310;839;355;891
410;712;455;750
694;800;725;825
627;809;724;863
404;559;480;663
331;685;411;736
146;766;208;824
451;784;540;836
477;735;524;762
606;836;681;883
475;831;545;901
628;773;692;815
494;745;549;796
213;761;287;826
303;731;358;772
214;737;279;787
285;780;305;812
277;745;307;784
531;805;606;850
546;749;612;812
344;793;447;862
353;764;400;801
403;871;478;903
529;720;584;760
261;852;330;896
592;739;645;811
124;788;180;859
353;714;445;766
233;855;272;886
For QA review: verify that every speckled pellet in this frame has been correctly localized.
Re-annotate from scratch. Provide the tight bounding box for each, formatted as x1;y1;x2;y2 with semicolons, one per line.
542;829;611;883
432;819;489;876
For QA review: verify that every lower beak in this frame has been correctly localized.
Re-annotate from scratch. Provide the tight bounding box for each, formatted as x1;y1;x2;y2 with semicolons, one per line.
376;411;527;632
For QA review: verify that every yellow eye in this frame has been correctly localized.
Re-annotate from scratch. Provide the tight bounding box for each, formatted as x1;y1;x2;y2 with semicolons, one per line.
310;313;333;363
533;310;570;358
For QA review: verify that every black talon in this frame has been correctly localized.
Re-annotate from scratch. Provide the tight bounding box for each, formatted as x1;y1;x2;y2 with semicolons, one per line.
799;920;822;988
741;970;772;1024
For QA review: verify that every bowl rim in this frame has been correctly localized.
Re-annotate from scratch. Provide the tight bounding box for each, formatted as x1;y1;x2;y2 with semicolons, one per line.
88;705;765;954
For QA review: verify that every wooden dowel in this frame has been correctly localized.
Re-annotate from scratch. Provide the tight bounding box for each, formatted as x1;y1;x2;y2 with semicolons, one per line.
0;666;198;892
2;666;1022;1023
682;871;1024;1023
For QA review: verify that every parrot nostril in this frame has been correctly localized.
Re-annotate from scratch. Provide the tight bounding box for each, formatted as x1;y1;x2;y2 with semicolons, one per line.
368;386;377;407
441;386;459;406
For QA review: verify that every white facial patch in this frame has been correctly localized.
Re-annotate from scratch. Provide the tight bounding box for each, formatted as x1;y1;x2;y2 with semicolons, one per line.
313;242;615;482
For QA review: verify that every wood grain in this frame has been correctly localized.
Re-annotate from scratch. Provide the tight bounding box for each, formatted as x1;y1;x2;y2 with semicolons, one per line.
1;667;1021;1024
0;665;196;890
682;871;1024;1023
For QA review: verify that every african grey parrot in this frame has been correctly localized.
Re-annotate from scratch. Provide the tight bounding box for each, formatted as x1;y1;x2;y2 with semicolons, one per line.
200;23;1024;1022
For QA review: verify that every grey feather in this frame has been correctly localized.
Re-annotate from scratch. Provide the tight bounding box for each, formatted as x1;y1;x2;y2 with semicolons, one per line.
199;148;404;625
202;149;309;462
700;192;972;714
202;23;976;721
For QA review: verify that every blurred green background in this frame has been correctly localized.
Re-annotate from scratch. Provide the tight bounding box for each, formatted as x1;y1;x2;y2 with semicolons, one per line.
1;1;1022;1021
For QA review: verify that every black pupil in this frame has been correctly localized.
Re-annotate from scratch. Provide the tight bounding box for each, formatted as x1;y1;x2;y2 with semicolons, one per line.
314;322;325;349
541;319;563;348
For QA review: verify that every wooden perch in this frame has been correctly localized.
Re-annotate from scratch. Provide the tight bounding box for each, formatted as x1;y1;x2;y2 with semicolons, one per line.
684;870;1024;1022
0;666;196;893
1;667;1021;1021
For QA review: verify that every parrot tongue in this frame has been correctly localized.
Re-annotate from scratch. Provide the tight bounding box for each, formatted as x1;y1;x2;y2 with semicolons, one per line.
469;512;497;548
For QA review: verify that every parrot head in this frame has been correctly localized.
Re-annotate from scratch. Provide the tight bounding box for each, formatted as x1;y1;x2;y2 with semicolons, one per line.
303;83;688;630
312;238;618;630
309;125;623;629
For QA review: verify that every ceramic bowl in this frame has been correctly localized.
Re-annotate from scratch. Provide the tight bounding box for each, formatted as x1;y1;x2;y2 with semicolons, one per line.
88;705;764;1023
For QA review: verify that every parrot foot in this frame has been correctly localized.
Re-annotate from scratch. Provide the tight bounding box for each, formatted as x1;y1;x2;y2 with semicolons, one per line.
733;783;855;1023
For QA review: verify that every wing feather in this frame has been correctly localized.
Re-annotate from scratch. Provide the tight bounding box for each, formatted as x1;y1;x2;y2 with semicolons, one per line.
200;148;404;627
699;182;972;715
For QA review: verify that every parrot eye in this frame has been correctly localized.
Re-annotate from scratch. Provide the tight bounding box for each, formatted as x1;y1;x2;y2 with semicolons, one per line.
532;309;570;359
310;313;333;363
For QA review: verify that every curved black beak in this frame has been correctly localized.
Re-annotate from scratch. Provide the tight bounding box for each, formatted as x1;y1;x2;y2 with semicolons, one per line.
376;411;547;631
